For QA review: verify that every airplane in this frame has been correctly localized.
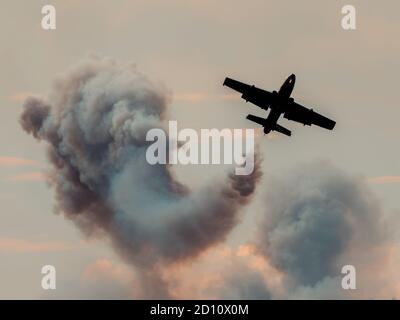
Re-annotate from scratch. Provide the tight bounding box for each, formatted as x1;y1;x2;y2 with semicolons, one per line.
223;74;336;137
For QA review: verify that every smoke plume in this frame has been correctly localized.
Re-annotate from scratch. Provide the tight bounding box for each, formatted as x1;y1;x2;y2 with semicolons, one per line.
168;161;397;299
254;161;395;298
20;56;262;298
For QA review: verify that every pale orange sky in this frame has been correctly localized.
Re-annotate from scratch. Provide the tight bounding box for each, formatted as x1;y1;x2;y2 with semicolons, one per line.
0;0;399;298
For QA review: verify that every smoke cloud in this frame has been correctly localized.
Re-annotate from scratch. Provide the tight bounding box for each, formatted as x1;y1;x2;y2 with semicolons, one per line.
20;56;262;298
254;161;395;299
167;161;397;300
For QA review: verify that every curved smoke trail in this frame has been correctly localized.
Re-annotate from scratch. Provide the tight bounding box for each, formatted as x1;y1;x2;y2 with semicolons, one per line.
20;56;262;297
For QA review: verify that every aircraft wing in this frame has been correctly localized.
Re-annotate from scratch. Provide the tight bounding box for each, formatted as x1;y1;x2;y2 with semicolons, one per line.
223;77;273;110
246;114;266;126
284;101;336;130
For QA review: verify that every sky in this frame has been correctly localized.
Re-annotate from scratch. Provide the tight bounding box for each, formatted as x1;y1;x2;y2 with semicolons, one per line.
0;0;399;299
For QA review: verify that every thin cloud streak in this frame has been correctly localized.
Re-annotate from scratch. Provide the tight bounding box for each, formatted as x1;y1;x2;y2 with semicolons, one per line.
0;237;77;253
0;156;39;167
9;92;36;102
6;171;49;182
368;176;400;184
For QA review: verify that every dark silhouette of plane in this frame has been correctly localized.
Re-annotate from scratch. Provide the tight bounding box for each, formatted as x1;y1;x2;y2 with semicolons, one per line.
223;74;336;136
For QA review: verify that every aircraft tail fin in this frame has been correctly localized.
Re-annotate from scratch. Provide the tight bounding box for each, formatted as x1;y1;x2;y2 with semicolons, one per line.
274;123;291;136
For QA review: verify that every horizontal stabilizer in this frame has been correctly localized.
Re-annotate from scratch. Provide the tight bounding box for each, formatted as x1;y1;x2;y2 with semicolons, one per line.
274;124;291;136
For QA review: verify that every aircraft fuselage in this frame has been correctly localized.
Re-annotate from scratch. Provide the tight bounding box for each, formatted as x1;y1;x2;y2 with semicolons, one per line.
263;74;296;133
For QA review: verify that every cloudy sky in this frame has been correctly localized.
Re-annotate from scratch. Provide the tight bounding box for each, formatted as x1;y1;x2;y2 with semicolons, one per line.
0;0;399;299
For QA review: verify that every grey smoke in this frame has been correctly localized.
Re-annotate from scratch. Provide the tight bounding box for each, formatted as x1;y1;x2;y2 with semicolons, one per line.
255;161;389;297
221;268;272;300
20;56;261;297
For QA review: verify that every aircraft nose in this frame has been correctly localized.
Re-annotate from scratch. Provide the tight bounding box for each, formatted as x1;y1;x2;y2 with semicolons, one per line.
287;74;296;85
